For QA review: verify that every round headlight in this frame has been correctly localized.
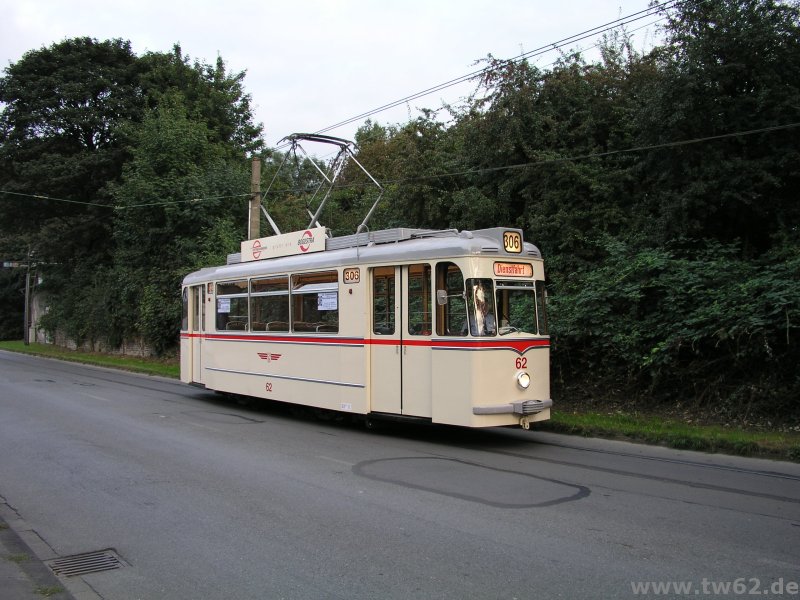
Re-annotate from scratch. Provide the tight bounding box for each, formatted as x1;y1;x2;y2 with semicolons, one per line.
517;371;531;389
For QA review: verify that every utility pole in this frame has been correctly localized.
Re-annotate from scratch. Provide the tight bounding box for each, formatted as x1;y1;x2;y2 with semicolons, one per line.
23;249;32;345
248;157;262;240
0;253;34;344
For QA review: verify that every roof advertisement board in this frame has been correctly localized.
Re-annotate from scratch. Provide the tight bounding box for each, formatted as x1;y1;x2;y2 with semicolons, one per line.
240;227;327;262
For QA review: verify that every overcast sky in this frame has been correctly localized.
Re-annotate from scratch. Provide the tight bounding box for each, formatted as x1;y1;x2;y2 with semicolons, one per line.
1;0;661;147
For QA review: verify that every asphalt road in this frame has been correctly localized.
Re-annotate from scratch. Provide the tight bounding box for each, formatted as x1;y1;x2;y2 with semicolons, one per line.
0;350;798;599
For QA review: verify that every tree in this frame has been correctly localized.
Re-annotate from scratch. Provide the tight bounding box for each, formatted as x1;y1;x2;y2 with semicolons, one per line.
347;114;472;232
106;98;252;352
636;0;800;252
0;38;141;266
138;45;263;155
0;37;264;352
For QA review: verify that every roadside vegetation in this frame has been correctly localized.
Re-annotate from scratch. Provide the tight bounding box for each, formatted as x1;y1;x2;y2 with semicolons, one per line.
541;410;800;462
1;1;798;452
0;341;178;378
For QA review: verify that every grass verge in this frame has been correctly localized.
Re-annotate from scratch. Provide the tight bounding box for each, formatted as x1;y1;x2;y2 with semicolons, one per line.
1;340;798;462
542;411;800;462
5;553;30;563
0;341;179;378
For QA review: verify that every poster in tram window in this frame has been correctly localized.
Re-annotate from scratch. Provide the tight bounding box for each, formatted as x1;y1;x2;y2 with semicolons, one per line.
318;292;338;311
217;298;231;313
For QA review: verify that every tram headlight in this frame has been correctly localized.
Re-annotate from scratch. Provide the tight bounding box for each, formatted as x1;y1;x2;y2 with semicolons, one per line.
516;371;531;390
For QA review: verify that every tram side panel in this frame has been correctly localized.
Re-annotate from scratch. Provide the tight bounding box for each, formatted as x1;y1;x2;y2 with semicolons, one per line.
179;336;192;383
202;336;368;413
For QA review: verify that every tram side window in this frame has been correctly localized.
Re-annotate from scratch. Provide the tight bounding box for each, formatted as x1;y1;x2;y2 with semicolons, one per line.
372;267;395;335
291;271;339;333
216;280;249;331
408;264;432;335
181;288;189;331
435;262;467;336
250;276;289;331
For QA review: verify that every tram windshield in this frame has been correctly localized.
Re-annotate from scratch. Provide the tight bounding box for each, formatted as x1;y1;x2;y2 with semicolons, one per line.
494;280;548;336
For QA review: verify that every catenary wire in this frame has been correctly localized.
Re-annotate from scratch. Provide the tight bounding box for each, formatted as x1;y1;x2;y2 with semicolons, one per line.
276;0;682;146
5;121;797;209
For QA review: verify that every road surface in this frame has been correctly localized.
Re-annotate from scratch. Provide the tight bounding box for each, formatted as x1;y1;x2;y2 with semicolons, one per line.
0;350;798;599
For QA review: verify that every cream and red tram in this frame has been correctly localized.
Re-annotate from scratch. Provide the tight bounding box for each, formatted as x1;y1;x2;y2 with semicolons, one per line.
180;226;551;428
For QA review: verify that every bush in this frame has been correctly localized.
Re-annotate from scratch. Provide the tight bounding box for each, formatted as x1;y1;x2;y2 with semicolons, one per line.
549;237;800;421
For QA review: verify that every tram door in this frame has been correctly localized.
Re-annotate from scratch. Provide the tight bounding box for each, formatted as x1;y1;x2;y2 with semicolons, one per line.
369;265;432;417
190;285;204;384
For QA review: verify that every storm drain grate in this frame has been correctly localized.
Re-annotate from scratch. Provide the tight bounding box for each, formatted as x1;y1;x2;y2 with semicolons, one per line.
47;549;123;577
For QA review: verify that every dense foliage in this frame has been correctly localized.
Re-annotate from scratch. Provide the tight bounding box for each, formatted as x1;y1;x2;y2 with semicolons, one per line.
335;0;800;421
0;39;261;353
1;0;798;421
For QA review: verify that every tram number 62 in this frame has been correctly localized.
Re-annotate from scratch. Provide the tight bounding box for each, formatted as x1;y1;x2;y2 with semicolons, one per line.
515;357;528;369
503;231;522;254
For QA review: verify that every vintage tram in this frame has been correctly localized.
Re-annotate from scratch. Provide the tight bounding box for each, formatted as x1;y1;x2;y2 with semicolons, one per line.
180;225;551;428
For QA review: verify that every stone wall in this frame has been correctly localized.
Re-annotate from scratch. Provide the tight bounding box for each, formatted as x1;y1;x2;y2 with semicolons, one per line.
29;292;156;357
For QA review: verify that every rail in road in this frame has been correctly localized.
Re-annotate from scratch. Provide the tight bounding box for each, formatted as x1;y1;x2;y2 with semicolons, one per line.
1;350;798;599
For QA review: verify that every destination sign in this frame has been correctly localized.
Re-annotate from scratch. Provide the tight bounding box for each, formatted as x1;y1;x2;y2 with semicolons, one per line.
494;262;533;277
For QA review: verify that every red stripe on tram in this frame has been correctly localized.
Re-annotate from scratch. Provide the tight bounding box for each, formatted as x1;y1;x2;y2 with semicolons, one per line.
182;332;549;353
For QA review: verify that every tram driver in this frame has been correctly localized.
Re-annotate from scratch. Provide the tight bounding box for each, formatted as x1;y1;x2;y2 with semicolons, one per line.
468;280;496;336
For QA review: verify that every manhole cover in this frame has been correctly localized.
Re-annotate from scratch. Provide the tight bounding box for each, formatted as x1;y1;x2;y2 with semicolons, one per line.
47;549;123;577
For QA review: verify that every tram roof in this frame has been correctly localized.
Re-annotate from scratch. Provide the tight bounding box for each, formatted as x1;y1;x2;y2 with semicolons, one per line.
182;227;541;285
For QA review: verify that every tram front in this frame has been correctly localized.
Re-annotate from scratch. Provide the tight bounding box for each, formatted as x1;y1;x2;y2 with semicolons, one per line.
431;232;552;428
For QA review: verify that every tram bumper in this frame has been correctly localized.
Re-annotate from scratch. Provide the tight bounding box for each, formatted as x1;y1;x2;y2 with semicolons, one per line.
472;399;553;416
472;399;552;429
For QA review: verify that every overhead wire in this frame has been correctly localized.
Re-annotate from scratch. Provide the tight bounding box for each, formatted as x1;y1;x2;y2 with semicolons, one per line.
0;189;250;210
284;12;668;162
248;121;800;197
281;0;682;145
2;3;682;211
0;190;113;209
394;122;800;184
115;193;251;209
0;121;800;210
3;0;734;212
4;121;797;209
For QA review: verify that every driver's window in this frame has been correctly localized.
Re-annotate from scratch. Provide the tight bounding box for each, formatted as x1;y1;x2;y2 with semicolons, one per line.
466;279;496;336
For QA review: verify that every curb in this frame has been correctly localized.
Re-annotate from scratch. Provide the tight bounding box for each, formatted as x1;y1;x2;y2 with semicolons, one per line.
0;498;100;600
